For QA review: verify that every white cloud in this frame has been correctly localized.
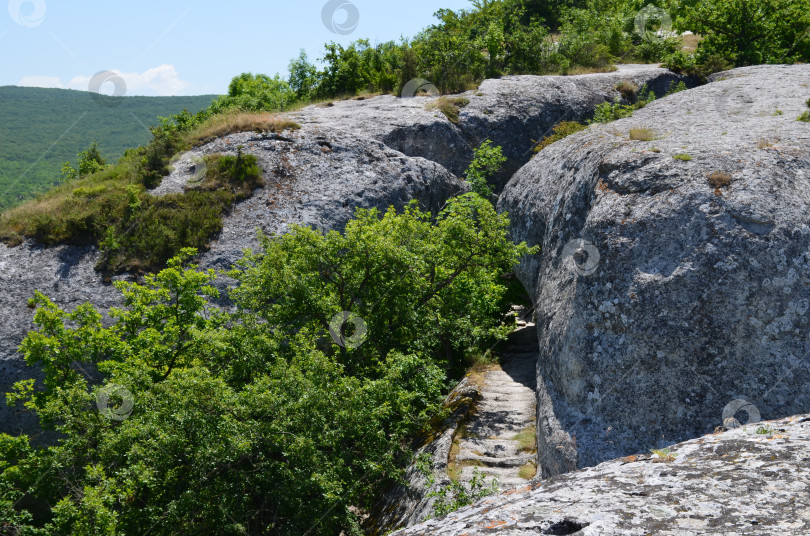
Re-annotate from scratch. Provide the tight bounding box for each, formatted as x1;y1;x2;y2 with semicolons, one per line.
17;65;191;96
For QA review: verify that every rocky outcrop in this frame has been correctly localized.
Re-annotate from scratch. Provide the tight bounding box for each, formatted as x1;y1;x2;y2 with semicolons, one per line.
498;64;810;474
0;64;686;435
290;64;689;189
393;413;810;535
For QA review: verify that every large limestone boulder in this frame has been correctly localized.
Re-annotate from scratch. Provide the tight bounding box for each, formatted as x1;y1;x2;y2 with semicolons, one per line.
393;413;810;535
498;64;810;473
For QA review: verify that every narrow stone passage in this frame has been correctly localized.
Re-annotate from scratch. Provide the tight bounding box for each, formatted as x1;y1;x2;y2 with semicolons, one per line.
453;320;538;490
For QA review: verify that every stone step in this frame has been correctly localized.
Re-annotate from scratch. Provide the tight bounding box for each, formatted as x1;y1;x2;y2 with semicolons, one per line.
455;452;534;468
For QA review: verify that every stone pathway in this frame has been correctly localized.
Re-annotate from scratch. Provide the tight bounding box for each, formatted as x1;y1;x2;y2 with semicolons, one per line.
453;321;538;490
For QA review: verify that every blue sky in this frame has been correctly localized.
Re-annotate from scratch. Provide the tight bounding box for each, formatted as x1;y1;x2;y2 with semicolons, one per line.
1;0;473;96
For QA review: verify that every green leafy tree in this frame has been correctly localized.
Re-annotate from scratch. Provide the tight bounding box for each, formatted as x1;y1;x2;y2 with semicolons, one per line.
288;49;320;100
212;72;297;113
464;140;507;199
679;0;810;65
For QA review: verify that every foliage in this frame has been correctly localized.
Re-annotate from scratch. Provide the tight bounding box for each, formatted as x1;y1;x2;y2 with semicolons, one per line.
533;121;588;153
589;84;656;124
673;153;692;161
427;470;498;518
231;193;534;375
463;141;507;200
1;193;533;534
678;0;810;66
212;72;297;113
59;142;107;184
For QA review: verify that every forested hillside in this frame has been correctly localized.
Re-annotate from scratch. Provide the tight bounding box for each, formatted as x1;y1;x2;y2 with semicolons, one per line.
0;87;216;209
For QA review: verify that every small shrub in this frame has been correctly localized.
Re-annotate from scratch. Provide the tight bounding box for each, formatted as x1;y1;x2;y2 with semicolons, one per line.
773;109;783;116
629;128;656;141
665;81;688;96
427;470;498;519
615;81;638;101
650;448;677;462
798;111;810;122
707;171;732;189
533;121;588;153
464;140;506;199
756;425;774;435
673;153;692;161
806;98;810;108
590;98;634;123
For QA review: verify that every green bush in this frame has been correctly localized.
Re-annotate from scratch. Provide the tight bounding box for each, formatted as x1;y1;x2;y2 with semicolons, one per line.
464;141;507;199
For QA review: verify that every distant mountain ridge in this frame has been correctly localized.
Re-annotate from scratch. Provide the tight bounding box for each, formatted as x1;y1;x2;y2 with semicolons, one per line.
0;86;217;210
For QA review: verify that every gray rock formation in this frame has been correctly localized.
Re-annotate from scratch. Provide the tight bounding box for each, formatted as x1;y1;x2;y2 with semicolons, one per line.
290;64;689;189
0;64;685;435
498;63;810;474
392;413;810;535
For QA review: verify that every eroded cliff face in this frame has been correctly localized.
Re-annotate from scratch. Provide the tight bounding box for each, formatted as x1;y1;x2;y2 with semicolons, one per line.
393;414;810;536
498;63;810;474
0;64;683;435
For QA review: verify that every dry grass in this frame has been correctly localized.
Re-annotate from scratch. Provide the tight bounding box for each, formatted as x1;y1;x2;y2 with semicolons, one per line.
187;112;301;147
513;426;537;453
615;81;638;101
680;33;702;52
518;462;537;480
629;128;656;141
447;441;462;481
707;171;732;189
565;65;618;75
757;137;778;149
428;96;470;124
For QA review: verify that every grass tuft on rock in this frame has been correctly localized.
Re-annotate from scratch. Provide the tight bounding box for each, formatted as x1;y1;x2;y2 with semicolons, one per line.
430;97;470;124
533;121;588;153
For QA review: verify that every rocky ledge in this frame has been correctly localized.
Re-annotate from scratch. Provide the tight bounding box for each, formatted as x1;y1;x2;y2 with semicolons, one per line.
393;413;810;536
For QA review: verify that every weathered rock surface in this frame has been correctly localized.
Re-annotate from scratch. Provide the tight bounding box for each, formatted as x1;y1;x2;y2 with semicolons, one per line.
290;64;688;189
0;64;685;435
393;413;810;535
498;64;810;474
